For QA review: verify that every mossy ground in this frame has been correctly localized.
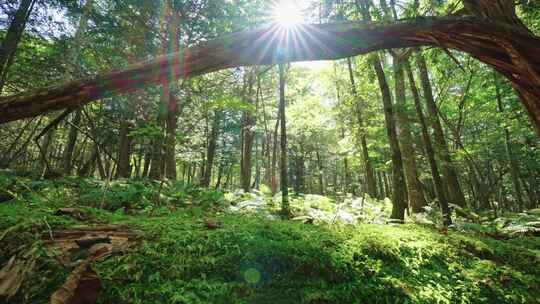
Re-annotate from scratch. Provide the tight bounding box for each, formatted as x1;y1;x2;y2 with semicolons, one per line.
0;175;539;303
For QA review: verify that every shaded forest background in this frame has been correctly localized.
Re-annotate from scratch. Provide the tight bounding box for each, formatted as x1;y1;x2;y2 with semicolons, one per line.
0;0;539;220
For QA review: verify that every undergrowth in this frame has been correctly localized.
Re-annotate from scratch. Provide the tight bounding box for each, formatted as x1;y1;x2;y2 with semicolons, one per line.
0;171;539;303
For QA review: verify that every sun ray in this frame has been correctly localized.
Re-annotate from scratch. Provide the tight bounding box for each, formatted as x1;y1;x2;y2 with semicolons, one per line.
272;1;303;28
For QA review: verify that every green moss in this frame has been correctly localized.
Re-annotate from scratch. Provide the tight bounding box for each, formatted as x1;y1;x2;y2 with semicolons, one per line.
0;174;538;303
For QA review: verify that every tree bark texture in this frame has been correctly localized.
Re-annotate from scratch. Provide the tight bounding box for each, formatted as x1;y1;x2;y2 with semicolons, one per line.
372;53;408;222
406;60;452;225
393;54;427;213
416;53;467;207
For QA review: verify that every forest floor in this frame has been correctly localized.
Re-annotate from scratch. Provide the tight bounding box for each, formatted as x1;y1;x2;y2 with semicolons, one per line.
0;171;539;304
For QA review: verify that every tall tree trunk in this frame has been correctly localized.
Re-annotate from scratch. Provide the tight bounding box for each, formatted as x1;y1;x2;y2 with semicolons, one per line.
215;161;223;189
142;148;151;178
116;121;133;178
133;153;142;179
186;163;192;183
377;171;385;199
343;139;350;193
416;53;466;207
39;129;54;176
271;118;279;195
316;149;325;195
160;3;181;180
357;0;407;221
347;58;377;197
224;163;233;188
406;60;451;225
241;71;256;192
61;109;82;174
164;92;178;179
372;53;407;222
383;171;391;198
1;118;37;166
149;136;163;179
294;152;305;194
0;0;35;94
393;54;427;213
252;137;261;189
78;144;99;177
278;63;290;218
96;151;106;180
201;111;220;187
495;76;524;209
60;0;94;175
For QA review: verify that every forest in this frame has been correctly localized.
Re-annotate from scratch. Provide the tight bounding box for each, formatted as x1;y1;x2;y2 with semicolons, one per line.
0;0;539;303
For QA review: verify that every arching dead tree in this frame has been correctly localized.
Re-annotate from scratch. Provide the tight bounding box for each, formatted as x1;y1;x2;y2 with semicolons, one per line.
1;0;539;132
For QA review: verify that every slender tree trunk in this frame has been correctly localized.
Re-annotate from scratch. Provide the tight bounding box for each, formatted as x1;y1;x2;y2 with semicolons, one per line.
495;76;524;209
316;149;325;195
78;144;99;177
262;138;270;186
278;63;290;217
0;118;37;166
164;92;178;179
343;150;350;193
271;118;279;195
202;111;220;187
116;120;133;178
406;60;451;225
96;151;106;180
347;58;377;198
294;152;305;194
383;171;391;198
224;163;233;188
133;153;142;179
521;176;538;209
393;54;427;213
377;171;385;199
357;0;406;221
162;6;181;180
60;0;93;175
142;148;151;178
61;109;82;174
416;53;466;207
372;54;407;222
241;71;255;192
252;137;261;189
149;136;163;179
0;0;35;94
186;163;192;183
39;129;54;176
215;161;223;189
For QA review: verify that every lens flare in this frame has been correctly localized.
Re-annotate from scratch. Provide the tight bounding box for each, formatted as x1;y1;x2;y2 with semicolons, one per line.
272;1;303;28
244;268;261;284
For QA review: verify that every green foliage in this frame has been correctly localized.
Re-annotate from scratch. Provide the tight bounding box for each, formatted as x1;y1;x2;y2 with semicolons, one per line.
0;175;538;303
0;171;225;216
95;218;539;304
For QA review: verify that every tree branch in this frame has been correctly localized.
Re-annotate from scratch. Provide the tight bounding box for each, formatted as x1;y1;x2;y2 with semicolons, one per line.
0;16;539;132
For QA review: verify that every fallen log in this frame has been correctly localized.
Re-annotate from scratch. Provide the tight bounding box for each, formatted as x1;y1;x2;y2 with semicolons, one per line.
0;3;538;132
